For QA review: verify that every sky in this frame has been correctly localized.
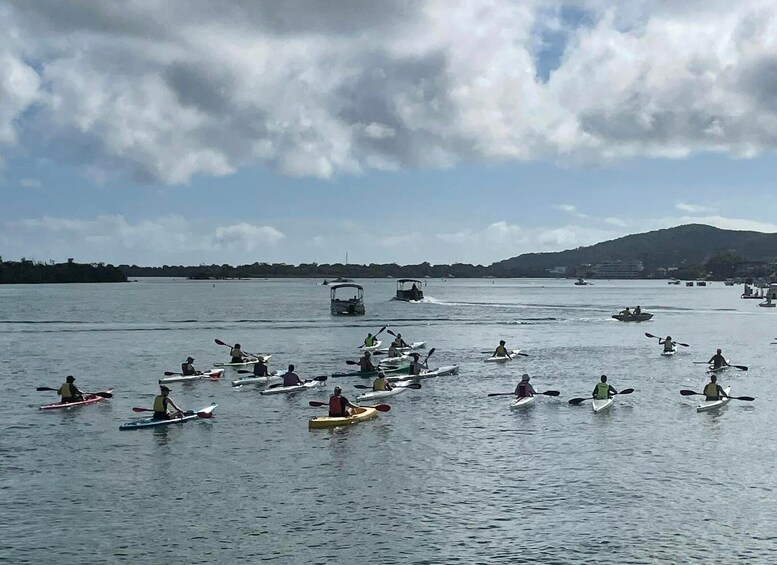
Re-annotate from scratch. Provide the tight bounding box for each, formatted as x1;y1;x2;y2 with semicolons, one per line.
2;0;777;266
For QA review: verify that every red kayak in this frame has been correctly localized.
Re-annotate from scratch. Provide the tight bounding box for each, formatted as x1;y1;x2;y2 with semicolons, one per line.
39;390;113;411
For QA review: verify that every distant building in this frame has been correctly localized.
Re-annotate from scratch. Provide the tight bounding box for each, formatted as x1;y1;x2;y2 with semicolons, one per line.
591;260;644;279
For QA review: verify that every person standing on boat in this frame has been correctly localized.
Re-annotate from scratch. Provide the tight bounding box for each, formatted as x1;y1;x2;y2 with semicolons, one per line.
409;353;428;376
358;351;376;372
703;374;728;401
153;385;184;420
392;333;409;349
514;374;536;398
659;336;675;352
372;369;392;392
282;365;304;387
59;375;84;403
707;349;729;370
230;343;247;363
363;333;378;347
329;386;356;417
592;375;617;400
253;358;270;377
492;340;512;359
181;356;201;376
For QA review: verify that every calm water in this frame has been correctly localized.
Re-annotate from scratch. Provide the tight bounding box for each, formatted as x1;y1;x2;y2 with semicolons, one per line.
2;278;777;564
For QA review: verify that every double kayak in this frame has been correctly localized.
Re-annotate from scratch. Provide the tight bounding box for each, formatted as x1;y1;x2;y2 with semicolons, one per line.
697;386;732;412
159;369;224;384
231;373;282;388
119;403;217;430
388;365;459;382
331;366;410;379
308;406;379;429
214;355;271;368
485;350;522;363
259;380;323;395
510;396;535;409
592;397;614;413
40;390;113;411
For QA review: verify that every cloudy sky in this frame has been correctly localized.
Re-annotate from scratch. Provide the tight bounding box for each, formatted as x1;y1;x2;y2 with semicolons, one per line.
2;0;777;266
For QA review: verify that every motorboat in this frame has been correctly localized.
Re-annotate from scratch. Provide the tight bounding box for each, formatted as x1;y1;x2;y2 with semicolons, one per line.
330;283;365;315
395;279;424;301
574;278;590;286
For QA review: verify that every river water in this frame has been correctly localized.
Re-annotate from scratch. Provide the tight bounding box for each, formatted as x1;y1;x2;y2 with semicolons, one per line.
2;278;776;564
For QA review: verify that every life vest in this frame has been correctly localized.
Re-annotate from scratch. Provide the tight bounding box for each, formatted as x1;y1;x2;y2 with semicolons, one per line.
253;363;268;376
410;361;422;375
703;382;719;399
364;336;376;346
230;347;241;358
329;395;344;416
181;363;195;375
517;383;532;397
595;382;611;399
663;341;674;352
59;383;73;398
153;395;167;413
373;377;387;391
495;345;507;356
359;357;373;371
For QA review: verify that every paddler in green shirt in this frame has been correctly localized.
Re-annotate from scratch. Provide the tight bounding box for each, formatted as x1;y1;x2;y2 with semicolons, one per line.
592;375;617;399
363;333;377;347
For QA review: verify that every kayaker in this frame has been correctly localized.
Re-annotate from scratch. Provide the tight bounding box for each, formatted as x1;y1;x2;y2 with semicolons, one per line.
363;333;377;347
282;365;304;387
253;358;270;377
707;349;729;369
703;374;729;401
230;343;246;363
58;375;84;403
592;375;617;400
359;351;376;372
492;340;512;359
620;307;631;317
153;385;184;420
659;336;675;352
514;374;536;398
181;356;200;376
634;305;642;316
372;369;392;392
409;352;428;376
328;386;356;417
387;343;402;358
392;333;409;349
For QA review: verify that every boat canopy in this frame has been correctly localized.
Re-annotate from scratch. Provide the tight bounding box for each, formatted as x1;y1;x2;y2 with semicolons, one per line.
397;279;422;288
330;283;363;291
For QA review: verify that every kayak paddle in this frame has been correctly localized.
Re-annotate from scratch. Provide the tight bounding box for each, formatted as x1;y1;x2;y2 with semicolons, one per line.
680;390;754;401
359;325;387;348
308;400;391;412
644;332;689;347
487;390;560;397
568;388;634;405
163;371;208;377
36;387;113;398
354;383;422;390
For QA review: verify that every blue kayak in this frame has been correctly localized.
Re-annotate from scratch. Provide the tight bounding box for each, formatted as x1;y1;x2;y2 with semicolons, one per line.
119;403;217;431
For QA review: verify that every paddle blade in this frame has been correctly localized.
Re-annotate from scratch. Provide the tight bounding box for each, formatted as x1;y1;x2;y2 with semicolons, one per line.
618;388;634;395
386;329;397;336
678;343;690;347
680;390;700;396
214;338;228;346
354;384;371;389
644;332;656;339
36;386;56;392
237;370;252;374
375;325;387;336
541;390;560;396
268;383;283;389
372;404;391;412
734;365;748;371
345;360;358;365
132;407;153;412
309;401;327;407
92;392;113;398
568;397;587;405
516;352;529;357
163;371;179;376
733;396;755;401
313;376;328;382
406;383;422;390
487;392;514;397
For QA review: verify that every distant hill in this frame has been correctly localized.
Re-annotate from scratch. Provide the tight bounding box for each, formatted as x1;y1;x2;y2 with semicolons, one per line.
491;224;777;275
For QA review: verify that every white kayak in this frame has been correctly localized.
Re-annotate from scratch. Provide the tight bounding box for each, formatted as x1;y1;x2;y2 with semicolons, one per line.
661;346;677;357
356;383;412;402
359;340;382;352
159;369;224;384
707;359;731;374
510;396;536;409
592;396;614;413
485;350;522;363
375;341;426;353
387;365;459;382
379;355;411;367
231;372;282;388
214;354;271;368
259;380;322;395
697;386;732;412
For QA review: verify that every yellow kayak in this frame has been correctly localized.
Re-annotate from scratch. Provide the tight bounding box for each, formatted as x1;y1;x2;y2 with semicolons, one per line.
308;406;378;430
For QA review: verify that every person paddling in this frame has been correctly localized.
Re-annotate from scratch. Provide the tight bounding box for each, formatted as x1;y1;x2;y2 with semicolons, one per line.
592;375;617;400
181;356;201;376
364;333;378;347
703;374;728;401
359;351;376;372
153;385;184;420
409;352;428;376
707;349;729;370
659;336;675;352
492;340;512;359
392;333;409;349
329;386;356;417
253;357;269;377
372;369;392;392
515;374;536;398
59;375;84;403
282;364;304;387
387;343;402;358
230;343;247;363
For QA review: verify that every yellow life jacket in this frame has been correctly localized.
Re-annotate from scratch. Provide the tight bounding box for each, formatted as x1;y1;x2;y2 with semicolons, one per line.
595;382;611;399
703;382;719;398
495;345;507;356
372;377;387;391
59;383;73;398
153;395;167;412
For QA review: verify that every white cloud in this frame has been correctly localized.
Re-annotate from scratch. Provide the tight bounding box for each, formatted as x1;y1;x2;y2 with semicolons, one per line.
675;202;717;214
213;223;285;250
603;217;628;227
1;2;777;182
553;204;588;218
